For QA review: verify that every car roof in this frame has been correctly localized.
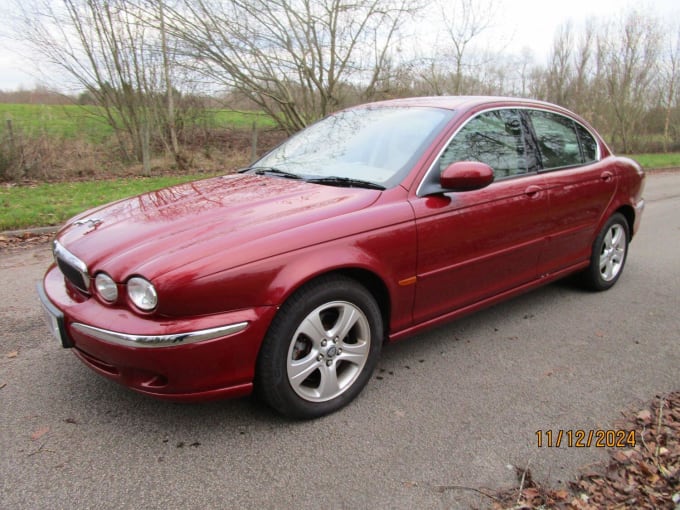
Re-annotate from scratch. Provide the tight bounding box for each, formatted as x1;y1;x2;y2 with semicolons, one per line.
349;95;611;157
356;95;562;112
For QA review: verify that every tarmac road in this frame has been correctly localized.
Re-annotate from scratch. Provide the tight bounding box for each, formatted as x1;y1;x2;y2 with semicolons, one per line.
1;172;678;509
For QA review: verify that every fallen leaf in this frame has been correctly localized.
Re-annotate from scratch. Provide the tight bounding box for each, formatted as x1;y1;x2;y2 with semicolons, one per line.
554;489;570;499
0;382;6;390
31;426;50;441
612;450;635;464
636;409;652;421
5;351;18;359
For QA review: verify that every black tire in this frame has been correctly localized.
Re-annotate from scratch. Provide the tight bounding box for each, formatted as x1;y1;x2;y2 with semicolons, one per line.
583;213;630;291
255;275;383;419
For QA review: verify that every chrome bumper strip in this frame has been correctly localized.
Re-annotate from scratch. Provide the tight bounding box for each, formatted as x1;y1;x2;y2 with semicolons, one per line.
71;322;249;348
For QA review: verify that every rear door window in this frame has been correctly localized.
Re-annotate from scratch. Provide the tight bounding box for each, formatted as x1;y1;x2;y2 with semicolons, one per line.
528;110;584;170
575;123;599;163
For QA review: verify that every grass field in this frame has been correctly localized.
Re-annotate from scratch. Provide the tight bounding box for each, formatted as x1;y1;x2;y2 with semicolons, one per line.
625;152;680;169
0;104;113;142
0;173;220;231
0;103;276;143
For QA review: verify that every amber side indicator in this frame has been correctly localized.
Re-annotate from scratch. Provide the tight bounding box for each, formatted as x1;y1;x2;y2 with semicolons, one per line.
398;276;417;286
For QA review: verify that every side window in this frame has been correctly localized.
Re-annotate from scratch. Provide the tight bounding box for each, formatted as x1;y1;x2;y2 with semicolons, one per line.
438;109;534;179
575;123;598;163
529;110;582;169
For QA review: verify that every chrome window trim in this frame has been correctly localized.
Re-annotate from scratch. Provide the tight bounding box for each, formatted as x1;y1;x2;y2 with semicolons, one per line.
71;321;249;348
415;105;602;197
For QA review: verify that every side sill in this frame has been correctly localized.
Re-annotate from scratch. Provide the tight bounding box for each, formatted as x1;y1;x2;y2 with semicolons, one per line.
388;261;589;342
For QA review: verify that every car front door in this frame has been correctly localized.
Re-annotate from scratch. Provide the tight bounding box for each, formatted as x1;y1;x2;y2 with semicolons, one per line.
410;108;550;324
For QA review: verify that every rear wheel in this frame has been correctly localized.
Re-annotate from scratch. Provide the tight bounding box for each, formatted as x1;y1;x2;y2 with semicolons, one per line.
583;213;629;291
256;275;382;419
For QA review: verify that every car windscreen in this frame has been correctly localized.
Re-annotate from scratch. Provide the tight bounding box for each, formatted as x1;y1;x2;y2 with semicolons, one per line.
254;106;453;189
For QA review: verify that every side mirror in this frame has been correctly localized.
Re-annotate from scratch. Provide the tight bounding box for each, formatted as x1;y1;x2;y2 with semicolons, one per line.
440;161;494;191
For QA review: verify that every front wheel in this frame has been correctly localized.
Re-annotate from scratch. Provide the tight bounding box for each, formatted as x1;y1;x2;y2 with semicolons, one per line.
256;276;383;419
583;213;630;291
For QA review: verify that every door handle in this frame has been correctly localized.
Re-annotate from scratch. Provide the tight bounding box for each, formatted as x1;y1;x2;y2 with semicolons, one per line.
601;171;613;182
524;185;542;198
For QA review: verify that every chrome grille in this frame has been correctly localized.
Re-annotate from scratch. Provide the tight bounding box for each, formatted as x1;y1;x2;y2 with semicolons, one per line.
53;240;91;294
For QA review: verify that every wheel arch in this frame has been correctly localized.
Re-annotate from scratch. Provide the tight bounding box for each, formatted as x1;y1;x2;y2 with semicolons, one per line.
615;204;635;240
331;267;391;342
254;267;389;418
272;267;392;344
593;203;635;247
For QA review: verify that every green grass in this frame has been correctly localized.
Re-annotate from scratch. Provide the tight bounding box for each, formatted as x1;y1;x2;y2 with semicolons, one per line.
624;152;680;169
207;109;277;129
0;173;220;231
0;104;114;142
0;104;277;144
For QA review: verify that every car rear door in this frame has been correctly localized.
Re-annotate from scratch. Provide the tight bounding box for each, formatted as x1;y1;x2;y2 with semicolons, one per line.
525;109;618;275
410;108;550;324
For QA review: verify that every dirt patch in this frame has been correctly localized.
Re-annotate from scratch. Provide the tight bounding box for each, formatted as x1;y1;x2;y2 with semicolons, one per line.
0;232;53;252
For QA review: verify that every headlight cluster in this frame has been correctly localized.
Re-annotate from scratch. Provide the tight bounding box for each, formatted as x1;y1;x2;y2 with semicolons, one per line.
94;273;158;311
127;277;158;311
94;273;118;302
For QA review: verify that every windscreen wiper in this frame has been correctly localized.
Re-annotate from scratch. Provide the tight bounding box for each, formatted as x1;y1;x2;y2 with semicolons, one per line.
306;176;385;190
240;166;303;180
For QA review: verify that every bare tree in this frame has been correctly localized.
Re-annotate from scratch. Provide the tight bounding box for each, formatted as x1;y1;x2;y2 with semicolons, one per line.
660;25;680;152
545;22;574;106
157;0;182;166
539;12;665;152
597;10;661;153
436;0;501;95
571;20;596;115
12;0;190;174
163;0;419;134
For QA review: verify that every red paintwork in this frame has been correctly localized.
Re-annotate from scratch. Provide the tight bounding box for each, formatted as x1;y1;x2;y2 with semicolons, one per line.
440;161;495;190
40;96;645;401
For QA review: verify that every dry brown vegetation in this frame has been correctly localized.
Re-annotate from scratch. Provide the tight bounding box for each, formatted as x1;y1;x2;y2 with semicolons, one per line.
0;121;286;183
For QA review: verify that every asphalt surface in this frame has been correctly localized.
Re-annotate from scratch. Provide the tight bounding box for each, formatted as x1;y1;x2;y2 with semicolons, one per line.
1;172;679;509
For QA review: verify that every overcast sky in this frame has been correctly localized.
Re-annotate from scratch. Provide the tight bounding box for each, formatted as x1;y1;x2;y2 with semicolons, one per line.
0;0;677;92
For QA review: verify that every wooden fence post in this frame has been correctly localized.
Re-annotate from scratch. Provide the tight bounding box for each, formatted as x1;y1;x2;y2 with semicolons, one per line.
250;120;258;162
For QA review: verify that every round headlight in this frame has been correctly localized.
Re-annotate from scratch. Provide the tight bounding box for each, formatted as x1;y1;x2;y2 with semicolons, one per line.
127;277;158;311
95;272;118;302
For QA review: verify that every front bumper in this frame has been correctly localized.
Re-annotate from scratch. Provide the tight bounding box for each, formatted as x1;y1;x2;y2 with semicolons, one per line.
39;264;278;402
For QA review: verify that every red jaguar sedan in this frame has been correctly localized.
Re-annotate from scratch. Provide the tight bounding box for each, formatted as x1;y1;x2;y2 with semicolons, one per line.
38;96;645;418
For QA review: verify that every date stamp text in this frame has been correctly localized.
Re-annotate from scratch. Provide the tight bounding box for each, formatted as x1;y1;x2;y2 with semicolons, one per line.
535;429;636;448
